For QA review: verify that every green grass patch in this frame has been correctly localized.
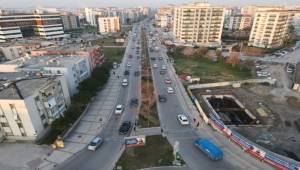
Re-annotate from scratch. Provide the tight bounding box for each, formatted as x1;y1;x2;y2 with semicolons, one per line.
138;102;160;128
169;48;252;83
103;48;125;64
116;135;174;170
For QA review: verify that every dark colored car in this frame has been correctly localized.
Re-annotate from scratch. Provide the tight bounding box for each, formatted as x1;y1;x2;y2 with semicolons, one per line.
130;98;139;107
160;70;166;75
119;121;132;135
124;70;130;75
151;57;156;60
158;95;167;102
134;71;140;76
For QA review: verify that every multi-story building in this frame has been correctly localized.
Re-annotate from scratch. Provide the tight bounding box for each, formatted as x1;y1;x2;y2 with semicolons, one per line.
241;5;283;16
155;6;173;28
248;10;292;48
84;8;106;26
61;14;80;31
97;17;120;34
0;73;70;141
0;45;26;60
290;10;300;36
226;15;242;31
172;0;225;47
0;13;65;42
239;15;253;30
0;54;91;96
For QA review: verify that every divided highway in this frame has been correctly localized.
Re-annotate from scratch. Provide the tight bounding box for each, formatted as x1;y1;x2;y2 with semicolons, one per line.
146;23;274;170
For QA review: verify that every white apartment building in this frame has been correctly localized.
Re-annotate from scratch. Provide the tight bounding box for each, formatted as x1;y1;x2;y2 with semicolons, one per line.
248;10;292;48
0;13;65;42
0;74;70;141
226;15;242;31
155;6;173;28
241;5;283;16
97;17;120;34
0;55;92;96
239;15;253;30
172;1;225;47
84;8;97;26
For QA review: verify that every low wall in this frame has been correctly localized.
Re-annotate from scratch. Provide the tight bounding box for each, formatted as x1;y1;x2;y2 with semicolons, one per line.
187;80;300;170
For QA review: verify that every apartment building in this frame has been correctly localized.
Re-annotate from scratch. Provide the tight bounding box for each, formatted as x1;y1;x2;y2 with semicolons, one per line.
97;17;120;34
0;54;91;96
172;1;225;47
0;73;70;140
0;45;26;60
155;6;173;28
61;14;80;31
239;15;253;30
291;10;300;36
0;13;65;42
241;5;283;16
248;10;292;48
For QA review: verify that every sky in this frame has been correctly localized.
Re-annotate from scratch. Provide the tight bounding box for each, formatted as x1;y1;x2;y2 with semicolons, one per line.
0;0;299;9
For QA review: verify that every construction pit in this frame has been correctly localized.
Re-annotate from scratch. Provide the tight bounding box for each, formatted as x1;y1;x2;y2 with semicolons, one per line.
192;83;300;162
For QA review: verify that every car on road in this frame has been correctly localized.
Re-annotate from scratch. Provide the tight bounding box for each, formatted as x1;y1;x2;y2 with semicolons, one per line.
134;71;140;76
194;138;223;160
161;65;167;70
122;79;128;86
87;136;103;151
115;104;123;114
164;78;171;84
130;98;139;107
124;70;130;75
129;54;133;58
160;70;166;75
158;95;167;102
153;63;158;68
119;121;132;135
127;62;131;67
151;57;156;60
177;114;189;125
159;57;163;60
167;87;174;94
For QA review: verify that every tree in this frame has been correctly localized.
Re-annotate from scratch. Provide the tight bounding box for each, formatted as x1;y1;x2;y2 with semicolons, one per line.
226;52;239;67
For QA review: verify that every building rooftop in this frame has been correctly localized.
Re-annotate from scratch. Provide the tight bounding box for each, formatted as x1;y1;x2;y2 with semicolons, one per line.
0;75;55;99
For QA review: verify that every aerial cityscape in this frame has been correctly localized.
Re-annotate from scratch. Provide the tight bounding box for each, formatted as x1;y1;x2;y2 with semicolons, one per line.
0;0;300;170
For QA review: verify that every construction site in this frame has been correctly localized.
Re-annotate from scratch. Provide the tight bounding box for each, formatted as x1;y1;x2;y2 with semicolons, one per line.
192;82;300;161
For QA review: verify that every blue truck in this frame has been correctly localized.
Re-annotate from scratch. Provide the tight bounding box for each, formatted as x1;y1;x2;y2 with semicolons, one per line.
194;138;223;161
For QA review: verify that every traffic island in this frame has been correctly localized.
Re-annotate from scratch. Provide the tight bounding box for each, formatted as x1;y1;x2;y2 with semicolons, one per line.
115;135;184;170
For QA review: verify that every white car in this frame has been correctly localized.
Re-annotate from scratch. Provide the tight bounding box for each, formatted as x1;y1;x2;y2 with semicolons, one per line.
127;62;131;67
167;87;174;94
153;63;158;68
162;65;167;70
87;136;103;151
177;114;189;125
122;79;128;86
115;104;123;114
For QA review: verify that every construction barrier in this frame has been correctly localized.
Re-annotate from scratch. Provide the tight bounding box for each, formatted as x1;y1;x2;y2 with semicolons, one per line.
187;86;300;170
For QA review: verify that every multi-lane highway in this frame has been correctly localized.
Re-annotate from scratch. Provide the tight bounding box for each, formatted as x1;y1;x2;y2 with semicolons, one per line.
54;23;142;170
146;23;274;170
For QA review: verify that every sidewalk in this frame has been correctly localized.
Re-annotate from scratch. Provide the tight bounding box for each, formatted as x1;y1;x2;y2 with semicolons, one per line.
38;69;122;170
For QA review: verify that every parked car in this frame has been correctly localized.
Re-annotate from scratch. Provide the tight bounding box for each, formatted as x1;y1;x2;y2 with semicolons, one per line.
115;104;123;114
122;79;128;86
134;71;140;76
153;63;158;68
177;114;189;125
87;136;103;151
124;70;130;75
130;98;139;107
167;87;174;93
158;95;167;102
164;78;171;84
119;121;132;135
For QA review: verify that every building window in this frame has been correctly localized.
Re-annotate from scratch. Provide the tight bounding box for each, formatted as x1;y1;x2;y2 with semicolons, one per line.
0;122;9;127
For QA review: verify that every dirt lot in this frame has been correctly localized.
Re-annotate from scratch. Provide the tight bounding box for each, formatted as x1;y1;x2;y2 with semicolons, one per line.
193;83;300;161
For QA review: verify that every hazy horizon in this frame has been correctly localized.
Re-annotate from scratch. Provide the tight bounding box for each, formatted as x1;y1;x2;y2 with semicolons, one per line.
0;0;299;9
